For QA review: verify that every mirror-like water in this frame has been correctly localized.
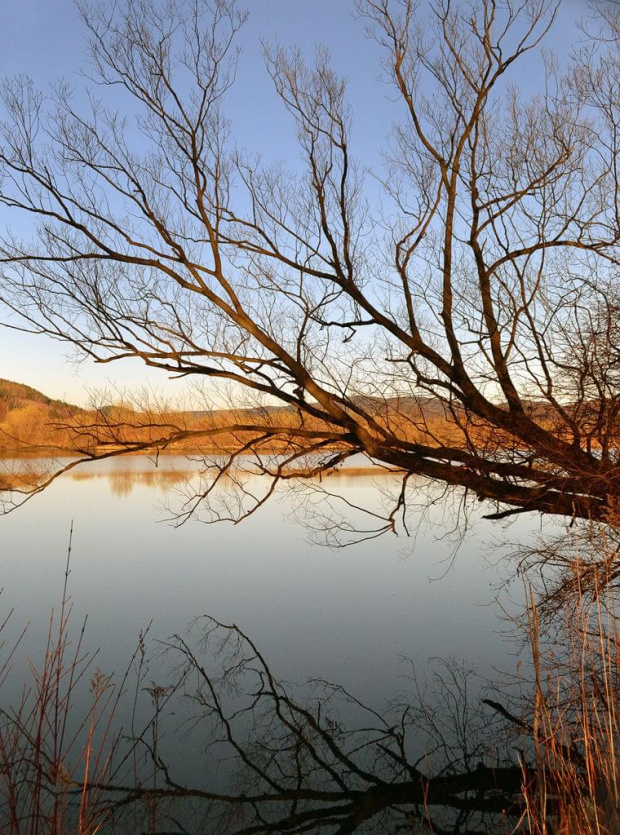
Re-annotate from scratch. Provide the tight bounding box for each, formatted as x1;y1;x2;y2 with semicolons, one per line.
1;456;532;695
0;455;544;831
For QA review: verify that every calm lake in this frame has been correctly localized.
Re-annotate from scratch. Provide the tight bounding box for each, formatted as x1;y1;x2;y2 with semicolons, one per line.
1;455;535;684
0;454;545;825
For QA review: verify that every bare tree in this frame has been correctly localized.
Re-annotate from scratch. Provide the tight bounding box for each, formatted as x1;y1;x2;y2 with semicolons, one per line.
1;0;620;526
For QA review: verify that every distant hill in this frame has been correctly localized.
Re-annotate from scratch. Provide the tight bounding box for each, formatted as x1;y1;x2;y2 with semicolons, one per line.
0;380;82;451
0;378;570;457
0;379;79;413
349;394;451;419
191;395;451;421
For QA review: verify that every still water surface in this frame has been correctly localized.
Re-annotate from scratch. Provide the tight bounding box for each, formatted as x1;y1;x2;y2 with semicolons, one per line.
1;456;535;700
0;454;545;808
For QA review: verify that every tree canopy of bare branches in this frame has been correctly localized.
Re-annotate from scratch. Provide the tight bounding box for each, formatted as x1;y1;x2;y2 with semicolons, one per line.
1;0;620;526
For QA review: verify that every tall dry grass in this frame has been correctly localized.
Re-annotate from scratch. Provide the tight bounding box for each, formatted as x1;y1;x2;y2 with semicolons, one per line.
0;529;154;834
518;573;619;835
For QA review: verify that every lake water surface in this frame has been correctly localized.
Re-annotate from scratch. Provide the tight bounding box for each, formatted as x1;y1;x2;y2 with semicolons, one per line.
1;455;535;685
0;454;542;819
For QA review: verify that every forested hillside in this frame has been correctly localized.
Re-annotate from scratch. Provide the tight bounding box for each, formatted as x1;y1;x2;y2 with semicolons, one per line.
0;380;81;451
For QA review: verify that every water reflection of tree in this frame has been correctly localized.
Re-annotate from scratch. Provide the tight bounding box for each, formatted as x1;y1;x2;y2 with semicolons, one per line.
106;469;189;497
109;471;135;497
82;618;527;834
3;589;617;834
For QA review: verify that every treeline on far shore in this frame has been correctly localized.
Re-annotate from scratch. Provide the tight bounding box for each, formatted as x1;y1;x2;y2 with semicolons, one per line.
2;378;618;464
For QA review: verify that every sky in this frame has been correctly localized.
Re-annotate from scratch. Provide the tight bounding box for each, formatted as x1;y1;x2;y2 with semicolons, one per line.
0;0;590;406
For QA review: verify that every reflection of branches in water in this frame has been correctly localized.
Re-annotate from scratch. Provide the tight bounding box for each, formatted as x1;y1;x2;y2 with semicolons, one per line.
284;473;479;553
3;595;617;833
73;618;526;835
87;608;618;834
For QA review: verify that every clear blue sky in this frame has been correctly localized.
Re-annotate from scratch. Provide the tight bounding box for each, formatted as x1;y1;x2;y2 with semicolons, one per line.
0;0;587;405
